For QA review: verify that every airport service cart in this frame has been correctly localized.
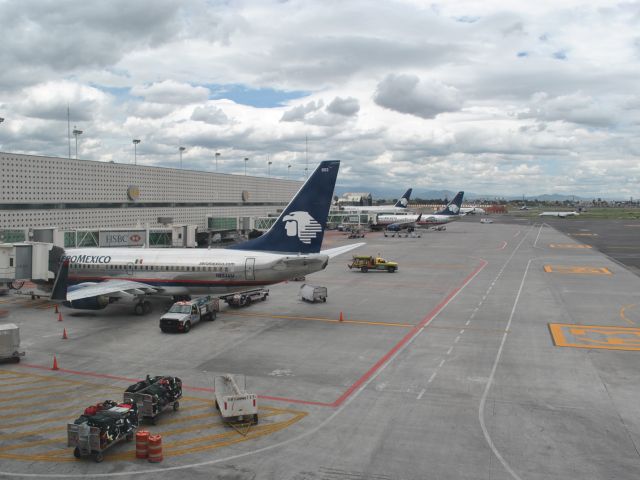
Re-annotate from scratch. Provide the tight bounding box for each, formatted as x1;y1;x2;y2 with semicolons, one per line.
0;323;25;363
68;406;137;463
124;375;182;424
214;374;258;425
299;284;328;303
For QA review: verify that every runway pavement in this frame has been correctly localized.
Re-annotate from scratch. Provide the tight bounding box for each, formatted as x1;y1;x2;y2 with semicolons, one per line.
0;222;639;479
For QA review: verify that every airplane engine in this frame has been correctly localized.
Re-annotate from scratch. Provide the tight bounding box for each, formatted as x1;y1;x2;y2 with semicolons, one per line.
63;283;110;310
63;296;110;310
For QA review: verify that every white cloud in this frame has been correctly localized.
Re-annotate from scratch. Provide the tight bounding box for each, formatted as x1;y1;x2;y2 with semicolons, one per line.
131;80;210;105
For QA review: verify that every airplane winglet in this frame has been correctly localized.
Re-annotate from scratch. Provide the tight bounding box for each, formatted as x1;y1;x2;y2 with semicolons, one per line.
50;260;70;301
321;242;366;259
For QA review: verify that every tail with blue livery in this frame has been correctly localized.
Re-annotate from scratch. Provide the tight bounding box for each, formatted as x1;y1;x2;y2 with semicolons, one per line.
393;188;412;208
437;191;464;216
229;160;340;254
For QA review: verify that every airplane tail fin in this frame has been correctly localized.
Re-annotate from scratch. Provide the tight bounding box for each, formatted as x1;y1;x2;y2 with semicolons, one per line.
394;188;412;208
229;160;340;254
437;191;464;215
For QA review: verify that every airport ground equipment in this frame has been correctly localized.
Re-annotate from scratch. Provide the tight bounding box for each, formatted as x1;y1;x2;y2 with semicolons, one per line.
68;401;138;463
299;284;328;303
124;375;182;424
347;228;366;239
214;374;258;425
159;296;218;333
0;323;24;362
220;288;269;308
348;255;398;273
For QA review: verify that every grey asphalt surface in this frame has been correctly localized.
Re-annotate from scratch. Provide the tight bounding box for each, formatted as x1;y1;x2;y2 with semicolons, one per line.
0;221;639;479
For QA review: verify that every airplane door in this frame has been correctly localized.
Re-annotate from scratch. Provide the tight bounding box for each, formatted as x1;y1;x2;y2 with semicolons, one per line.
245;258;255;281
125;262;134;276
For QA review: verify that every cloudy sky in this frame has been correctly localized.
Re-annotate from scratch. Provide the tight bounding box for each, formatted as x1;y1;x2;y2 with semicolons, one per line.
1;0;639;198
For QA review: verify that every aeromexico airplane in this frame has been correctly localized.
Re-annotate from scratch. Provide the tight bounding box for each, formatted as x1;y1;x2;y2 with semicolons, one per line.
339;188;413;213
376;191;465;228
51;160;363;315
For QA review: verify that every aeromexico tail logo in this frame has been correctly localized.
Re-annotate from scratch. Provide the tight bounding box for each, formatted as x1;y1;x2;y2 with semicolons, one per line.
448;203;460;214
283;211;322;244
399;197;408;207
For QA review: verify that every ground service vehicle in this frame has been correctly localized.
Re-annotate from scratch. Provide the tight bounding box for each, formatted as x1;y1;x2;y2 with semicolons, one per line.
68;401;138;462
159;296;217;333
348;255;398;273
221;288;269;307
124;375;182;424
0;323;24;363
214;374;258;425
299;284;328;303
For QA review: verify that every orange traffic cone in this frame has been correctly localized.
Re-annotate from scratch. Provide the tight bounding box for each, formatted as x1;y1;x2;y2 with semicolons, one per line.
58;312;63;322
54;304;59;314
62;328;68;340
339;311;344;322
52;355;59;370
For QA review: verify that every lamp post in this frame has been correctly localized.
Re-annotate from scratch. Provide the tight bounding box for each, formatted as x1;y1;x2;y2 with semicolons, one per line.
72;127;83;159
268;160;272;178
179;146;186;168
132;139;140;165
215;152;220;171
244;157;248;176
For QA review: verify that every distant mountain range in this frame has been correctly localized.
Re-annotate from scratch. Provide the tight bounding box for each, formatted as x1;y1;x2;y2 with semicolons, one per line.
335;186;603;202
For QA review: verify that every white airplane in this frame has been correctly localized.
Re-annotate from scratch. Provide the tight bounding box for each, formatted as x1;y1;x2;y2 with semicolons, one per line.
377;191;465;228
51;160;364;315
539;211;579;218
340;188;413;214
460;206;486;215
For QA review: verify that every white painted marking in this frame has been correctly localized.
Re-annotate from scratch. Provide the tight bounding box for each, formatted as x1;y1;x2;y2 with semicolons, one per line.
417;388;426;400
465;320;471;326
428;372;437;383
460;329;465;334
439;359;446;367
498;241;507;250
478;259;532;480
533;223;544;247
454;336;460;344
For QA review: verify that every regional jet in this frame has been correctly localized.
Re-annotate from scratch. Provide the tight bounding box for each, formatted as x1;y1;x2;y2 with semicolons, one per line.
539;211;579;218
340;188;413;214
51;160;363;315
377;191;465;228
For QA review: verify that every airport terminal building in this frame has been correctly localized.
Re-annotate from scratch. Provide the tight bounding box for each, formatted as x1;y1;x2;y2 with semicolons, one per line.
0;152;302;244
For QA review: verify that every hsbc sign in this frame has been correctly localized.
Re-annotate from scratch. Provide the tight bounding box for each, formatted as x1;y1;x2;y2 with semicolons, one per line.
99;230;146;247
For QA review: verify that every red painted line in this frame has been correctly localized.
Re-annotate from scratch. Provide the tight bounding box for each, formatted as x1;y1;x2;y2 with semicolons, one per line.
498;241;507;250
16;363;330;406
330;259;488;408
17;260;487;410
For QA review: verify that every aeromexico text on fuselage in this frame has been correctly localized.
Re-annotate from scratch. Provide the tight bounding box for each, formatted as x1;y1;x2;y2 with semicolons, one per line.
61;248;328;292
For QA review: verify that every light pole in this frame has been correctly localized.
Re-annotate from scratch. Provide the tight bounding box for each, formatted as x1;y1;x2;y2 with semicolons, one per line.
244;157;248;176
72;127;83;159
215;152;220;171
268;160;272;178
179;146;186;168
132;139;140;165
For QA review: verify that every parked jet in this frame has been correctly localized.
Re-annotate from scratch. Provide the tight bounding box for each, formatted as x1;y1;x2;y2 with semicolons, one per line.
377;191;465;228
460;206;486;215
539;211;579;218
51;160;363;315
340;188;413;214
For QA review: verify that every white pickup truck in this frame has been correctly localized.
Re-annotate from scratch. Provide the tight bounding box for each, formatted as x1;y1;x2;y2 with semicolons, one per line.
159;296;218;333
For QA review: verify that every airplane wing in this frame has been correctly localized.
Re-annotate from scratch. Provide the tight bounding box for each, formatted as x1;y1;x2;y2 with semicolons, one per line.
66;280;161;301
321;242;366;258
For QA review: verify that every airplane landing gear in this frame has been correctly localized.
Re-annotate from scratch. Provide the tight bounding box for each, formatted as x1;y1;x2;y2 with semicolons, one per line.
134;300;152;316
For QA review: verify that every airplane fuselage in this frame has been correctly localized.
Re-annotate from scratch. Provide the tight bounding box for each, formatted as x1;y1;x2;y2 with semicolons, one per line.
63;247;328;296
377;213;460;226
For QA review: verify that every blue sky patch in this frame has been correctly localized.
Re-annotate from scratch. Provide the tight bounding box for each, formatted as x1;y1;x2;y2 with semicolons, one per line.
517;51;529;57
552;50;567;60
207;84;309;108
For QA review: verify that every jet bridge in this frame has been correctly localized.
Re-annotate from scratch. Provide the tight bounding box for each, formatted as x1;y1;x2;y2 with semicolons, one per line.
0;242;63;286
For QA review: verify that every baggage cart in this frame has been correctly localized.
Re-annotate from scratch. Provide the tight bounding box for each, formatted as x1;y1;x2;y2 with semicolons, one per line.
0;323;25;362
67;408;137;462
124;375;182;424
214;374;258;425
